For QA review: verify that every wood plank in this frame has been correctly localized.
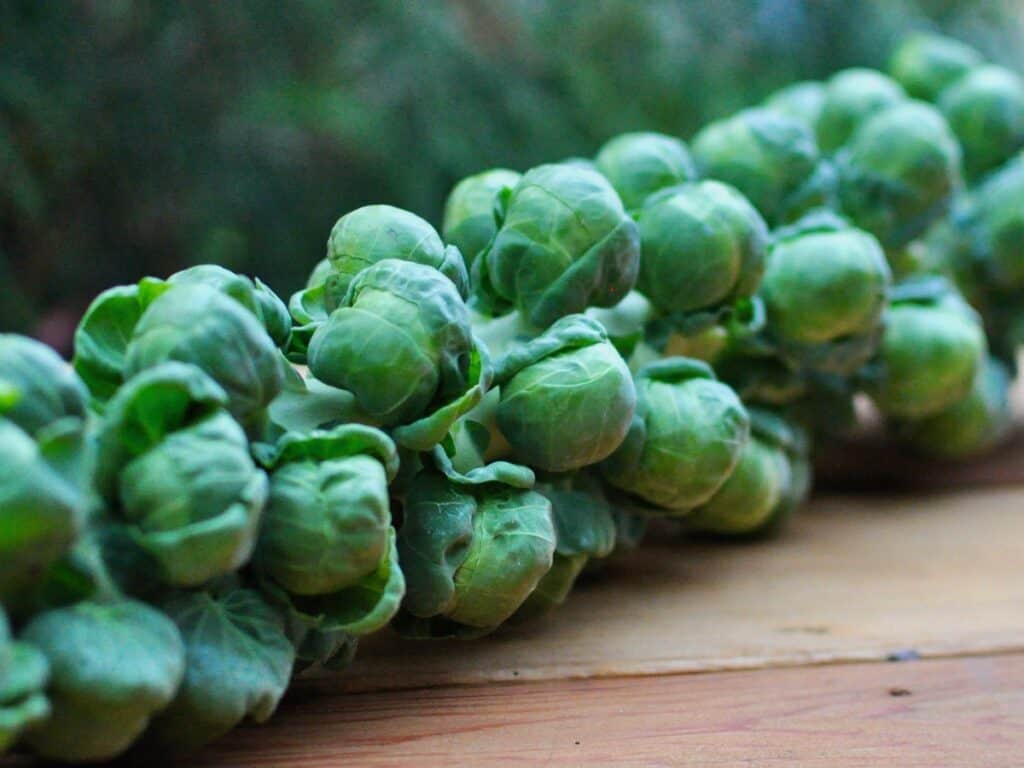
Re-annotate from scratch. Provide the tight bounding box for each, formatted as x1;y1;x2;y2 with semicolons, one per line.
198;654;1024;767
305;486;1024;694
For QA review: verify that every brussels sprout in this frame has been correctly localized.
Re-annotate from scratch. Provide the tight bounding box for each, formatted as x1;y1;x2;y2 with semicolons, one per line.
763;80;826;127
20;600;185;762
946;153;1024;295
473;162;640;327
0;608;50;754
0;335;89;438
865;280;986;420
897;356;1012;459
317;205;469;308
635;180;769;318
144;589;294;753
815;68;906;153
123;284;284;428
253;424;398;596
594;131;698;210
74;271;288;411
687;409;809;536
396;459;554;635
307;259;490;451
442;169;522;267
888;33;983;102
261;527;405;641
0;336;91;607
759;220;891;374
492;315;636;473
601;358;750;514
691;107;832;225
164;264;292;349
94;363;267;587
514;471;616;621
836;100;961;250
938;65;1024;181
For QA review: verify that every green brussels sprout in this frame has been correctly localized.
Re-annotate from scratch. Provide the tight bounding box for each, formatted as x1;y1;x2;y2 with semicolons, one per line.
601;358;750;515
836;100;962;250
320;205;469;307
442;169;522;267
691;107;832;225
815;68;906;153
262;525;405;641
635;180;769;318
0;608;50;754
888;33;983;102
164;264;292;348
144;588;294;753
687;409;809;536
307;259;489;451
763;80;826;127
473;162;641;327
947;153;1024;294
124;284;284;428
0;336;91;607
594;131;698;210
94;363;268;587
20;600;185;762
514;471;616;621
74;270;288;410
897;356;1012;459
0;334;89;438
396;458;554;635
866;280;987;420
759;220;891;374
937;153;1024;355
938;65;1024;181
253;424;398;596
492;315;636;473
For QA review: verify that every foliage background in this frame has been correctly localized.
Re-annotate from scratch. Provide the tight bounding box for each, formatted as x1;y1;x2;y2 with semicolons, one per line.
3;0;1024;351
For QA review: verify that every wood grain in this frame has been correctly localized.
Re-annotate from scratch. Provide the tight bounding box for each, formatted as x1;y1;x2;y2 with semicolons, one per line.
303;485;1024;694
197;654;1024;767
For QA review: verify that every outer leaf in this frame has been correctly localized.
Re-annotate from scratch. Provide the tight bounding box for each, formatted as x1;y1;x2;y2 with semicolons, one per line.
0;420;83;605
72;284;157;403
145;589;294;753
267;358;371;436
21;600;185;762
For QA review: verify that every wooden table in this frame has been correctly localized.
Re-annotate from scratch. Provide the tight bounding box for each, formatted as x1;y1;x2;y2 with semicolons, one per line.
189;480;1024;767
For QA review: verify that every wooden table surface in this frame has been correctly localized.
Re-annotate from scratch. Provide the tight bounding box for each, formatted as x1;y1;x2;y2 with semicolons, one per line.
186;478;1024;767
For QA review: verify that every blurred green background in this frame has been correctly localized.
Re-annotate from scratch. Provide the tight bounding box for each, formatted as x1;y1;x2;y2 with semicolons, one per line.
3;0;1024;352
